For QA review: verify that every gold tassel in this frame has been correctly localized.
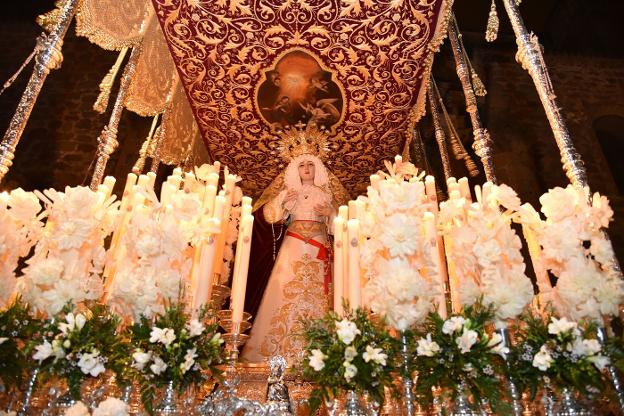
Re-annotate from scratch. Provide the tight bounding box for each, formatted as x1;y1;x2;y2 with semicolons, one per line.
515;0;522;5
471;71;487;97
93;47;129;114
464;157;480;177
132;115;159;175
36;0;65;33
450;134;467;160
485;0;499;42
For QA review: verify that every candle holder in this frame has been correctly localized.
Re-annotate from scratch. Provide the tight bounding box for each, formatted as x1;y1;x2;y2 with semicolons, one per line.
195;310;253;414
211;283;231;309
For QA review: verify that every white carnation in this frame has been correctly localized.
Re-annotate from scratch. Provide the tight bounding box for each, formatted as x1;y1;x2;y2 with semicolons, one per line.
335;319;361;345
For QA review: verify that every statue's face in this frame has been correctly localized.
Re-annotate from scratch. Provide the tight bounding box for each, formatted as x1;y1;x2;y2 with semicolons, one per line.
298;159;315;182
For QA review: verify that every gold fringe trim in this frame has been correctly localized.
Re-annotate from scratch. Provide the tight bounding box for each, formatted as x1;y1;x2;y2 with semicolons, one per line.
485;0;499;43
93;47;129;114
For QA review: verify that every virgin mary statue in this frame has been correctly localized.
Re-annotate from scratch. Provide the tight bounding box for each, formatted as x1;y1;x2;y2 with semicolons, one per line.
242;126;348;364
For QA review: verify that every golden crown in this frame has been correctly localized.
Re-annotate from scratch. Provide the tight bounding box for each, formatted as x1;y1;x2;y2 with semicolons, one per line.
276;122;330;162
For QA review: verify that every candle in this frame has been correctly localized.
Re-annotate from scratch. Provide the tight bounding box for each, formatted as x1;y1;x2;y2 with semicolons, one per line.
338;205;348;221
241;196;253;217
354;199;365;222
231;214;254;324
448;182;460;196
482;181;493;205
192;218;220;312
210;194;228;279
167;174;182;190
207;172;219;189
347;219;361;310
146;172;156;189
394;155;402;164
369;174;381;190
202;184;217;215
446;176;457;186
424;212;448;318
425;175;436;201
458;177;471;202
183;172;195;192
137;174;149;190
333;217;345;315
173;167;183;176
103;176;116;197
213;195;226;221
348;200;357;220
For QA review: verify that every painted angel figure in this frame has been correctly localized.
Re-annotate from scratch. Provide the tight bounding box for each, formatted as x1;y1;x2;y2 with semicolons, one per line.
242;127;348;364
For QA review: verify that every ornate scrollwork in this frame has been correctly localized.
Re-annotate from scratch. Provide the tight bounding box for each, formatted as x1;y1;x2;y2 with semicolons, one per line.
153;0;451;196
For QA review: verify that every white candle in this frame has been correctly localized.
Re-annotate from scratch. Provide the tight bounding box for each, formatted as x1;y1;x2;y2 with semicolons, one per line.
203;184;217;215
167;174;182;190
448;182;460;196
231;214;254;324
333;217;345;315
192;218;220;312
173;167;183;176
213;195;226;221
446;176;457;186
348;200;357;220
103;176;116;197
347;219;361;310
207;172;219;189
394;155;402;164
338;205;348;221
369;174;381;190
146;172;156;189
354;199;365;222
449;190;461;200
241;196;253;217
482;181;493;205
458;177;471;202
424;212;448;319
137;174;150;190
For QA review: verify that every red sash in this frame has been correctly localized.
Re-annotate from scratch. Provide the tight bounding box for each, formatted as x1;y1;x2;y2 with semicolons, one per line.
286;230;332;295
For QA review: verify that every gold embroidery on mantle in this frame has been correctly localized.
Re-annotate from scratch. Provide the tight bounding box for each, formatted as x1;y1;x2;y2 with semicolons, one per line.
259;253;328;363
288;221;326;240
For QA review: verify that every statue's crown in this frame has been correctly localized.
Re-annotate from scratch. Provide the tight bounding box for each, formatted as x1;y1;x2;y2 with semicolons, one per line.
276;122;329;162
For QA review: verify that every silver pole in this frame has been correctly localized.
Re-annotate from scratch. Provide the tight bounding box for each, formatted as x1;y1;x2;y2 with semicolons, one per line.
0;0;80;183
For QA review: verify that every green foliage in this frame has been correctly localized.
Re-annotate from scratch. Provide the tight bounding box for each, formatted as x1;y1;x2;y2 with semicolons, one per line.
411;302;508;413
34;302;125;400
300;308;398;414
509;311;606;399
0;296;42;389
127;303;224;415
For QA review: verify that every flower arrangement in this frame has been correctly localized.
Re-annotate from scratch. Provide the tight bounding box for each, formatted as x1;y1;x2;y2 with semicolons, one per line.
509;313;609;399
19;186;118;316
127;303;224;413
361;160;443;331
411;302;508;412
438;182;534;326
0;189;43;306
301;307;397;413
107;190;201;320
519;185;624;322
0;297;42;389
30;303;126;400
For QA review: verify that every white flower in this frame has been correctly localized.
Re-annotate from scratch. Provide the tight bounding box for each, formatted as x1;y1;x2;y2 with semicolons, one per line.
92;397;129;416
211;332;224;345
362;345;387;366
187;319;205;337
588;354;610;371
51;339;66;360
568;338;601;357
64;401;90;416
150;356;167;375
149;327;176;347
378;214;419;257
487;333;509;357
456;328;479;354
0;337;8;345
416;334;440;357
532;345;554;371
131;350;152;371
335;319;361;345
442;317;466;335
344;346;358;362
54;219;92;250
181;348;197;373
343;362;358;382
8;188;41;222
547;317;578;336
33;340;53;362
78;350;105;377
59;312;87;336
309;349;326;371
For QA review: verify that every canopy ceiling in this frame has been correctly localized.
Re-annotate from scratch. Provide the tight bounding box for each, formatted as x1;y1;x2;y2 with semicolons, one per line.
152;0;451;196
